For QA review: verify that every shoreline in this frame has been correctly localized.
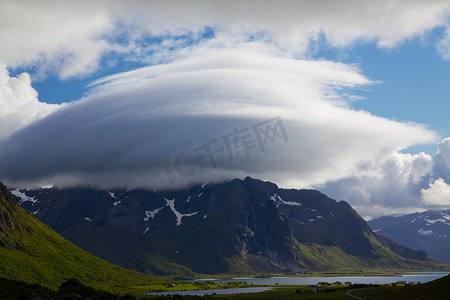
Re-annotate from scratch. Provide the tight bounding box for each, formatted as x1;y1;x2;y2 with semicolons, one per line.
176;270;450;281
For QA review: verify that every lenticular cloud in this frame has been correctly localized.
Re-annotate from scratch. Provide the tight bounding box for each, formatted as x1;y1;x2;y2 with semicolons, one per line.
0;49;435;193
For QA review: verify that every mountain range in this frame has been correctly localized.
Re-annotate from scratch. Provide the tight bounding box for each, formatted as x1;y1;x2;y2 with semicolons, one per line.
12;177;447;276
369;210;450;263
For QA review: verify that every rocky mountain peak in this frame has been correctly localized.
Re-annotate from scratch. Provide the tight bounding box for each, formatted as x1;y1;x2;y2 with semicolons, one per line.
12;178;445;275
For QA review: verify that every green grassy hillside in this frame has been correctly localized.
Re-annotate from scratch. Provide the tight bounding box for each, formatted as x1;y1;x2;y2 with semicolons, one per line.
291;234;448;272
0;182;165;293
352;274;450;299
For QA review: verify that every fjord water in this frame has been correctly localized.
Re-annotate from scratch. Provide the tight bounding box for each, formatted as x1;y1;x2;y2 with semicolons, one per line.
147;287;274;296
220;273;450;285
148;273;450;296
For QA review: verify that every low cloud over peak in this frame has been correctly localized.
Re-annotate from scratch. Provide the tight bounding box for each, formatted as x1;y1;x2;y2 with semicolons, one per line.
0;50;438;201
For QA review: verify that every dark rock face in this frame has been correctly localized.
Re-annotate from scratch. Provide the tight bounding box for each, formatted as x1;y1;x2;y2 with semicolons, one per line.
13;177;437;275
369;210;450;262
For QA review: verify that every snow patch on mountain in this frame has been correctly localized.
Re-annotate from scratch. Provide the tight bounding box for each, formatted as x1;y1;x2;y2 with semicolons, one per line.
165;198;198;226
144;206;165;221
418;228;433;236
270;194;301;206
442;213;450;221
144;197;198;225
424;218;443;224
11;189;39;205
107;191;117;199
423;215;450;225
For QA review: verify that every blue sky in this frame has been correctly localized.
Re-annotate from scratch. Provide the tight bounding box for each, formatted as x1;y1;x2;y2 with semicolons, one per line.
1;1;450;218
350;34;450;152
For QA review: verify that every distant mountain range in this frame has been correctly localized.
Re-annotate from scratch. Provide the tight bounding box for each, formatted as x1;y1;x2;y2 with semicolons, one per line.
12;177;447;275
369;210;450;263
0;182;159;292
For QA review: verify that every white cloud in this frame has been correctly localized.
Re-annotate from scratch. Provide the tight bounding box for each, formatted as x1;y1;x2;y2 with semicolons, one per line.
1;1;450;78
0;49;436;192
433;137;450;180
421;178;450;206
0;66;59;139
437;28;450;60
114;0;450;50
0;1;114;79
319;138;450;219
318;152;431;215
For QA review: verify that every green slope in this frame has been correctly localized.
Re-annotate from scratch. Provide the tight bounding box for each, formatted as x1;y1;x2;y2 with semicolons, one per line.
0;182;164;293
292;234;447;272
352;274;450;299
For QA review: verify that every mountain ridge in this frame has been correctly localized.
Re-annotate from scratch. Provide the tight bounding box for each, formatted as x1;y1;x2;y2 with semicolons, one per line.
13;177;448;275
369;210;450;263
